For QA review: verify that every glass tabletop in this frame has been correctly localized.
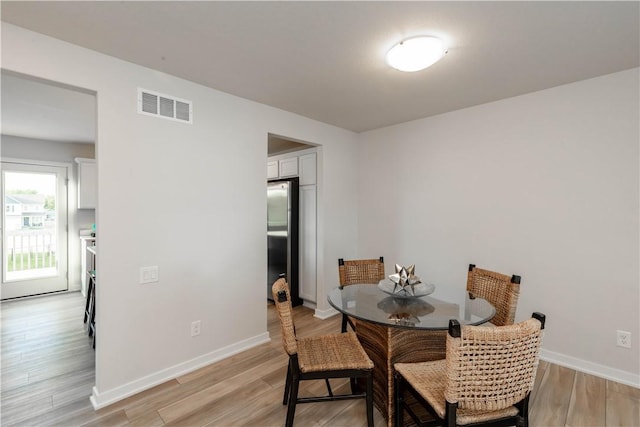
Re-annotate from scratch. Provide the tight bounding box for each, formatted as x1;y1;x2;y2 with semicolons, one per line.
327;283;496;329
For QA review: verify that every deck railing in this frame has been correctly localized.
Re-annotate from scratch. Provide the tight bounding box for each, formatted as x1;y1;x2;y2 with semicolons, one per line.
5;231;57;272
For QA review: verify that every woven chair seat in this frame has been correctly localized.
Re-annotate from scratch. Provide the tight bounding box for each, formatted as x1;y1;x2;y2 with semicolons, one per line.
395;360;519;425
298;331;374;373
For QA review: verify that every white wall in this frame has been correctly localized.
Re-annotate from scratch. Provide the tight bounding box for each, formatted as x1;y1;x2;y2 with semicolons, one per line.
1;135;96;292
357;68;640;385
2;23;360;406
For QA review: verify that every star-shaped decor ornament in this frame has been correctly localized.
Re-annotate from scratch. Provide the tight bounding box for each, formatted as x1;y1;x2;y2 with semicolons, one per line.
388;264;422;296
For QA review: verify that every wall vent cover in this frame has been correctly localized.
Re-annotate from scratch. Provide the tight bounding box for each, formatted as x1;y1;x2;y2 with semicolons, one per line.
138;88;192;124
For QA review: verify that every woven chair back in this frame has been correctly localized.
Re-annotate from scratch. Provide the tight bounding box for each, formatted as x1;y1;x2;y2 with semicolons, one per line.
466;265;520;326
272;278;298;356
444;317;544;412
339;257;385;287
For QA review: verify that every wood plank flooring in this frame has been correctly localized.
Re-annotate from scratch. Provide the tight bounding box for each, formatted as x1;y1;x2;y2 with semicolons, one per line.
1;292;638;426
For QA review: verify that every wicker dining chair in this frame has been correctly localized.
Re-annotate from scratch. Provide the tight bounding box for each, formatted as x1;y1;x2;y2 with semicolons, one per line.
394;312;545;427
467;264;521;326
338;257;385;332
272;278;374;427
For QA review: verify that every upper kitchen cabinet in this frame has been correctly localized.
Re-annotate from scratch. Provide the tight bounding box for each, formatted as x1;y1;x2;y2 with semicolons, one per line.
278;157;298;178
299;153;316;185
75;158;96;209
267;161;279;179
267;153;316;183
267;157;299;179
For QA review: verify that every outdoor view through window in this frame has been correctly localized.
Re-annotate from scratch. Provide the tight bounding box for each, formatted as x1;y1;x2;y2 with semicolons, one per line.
4;171;57;281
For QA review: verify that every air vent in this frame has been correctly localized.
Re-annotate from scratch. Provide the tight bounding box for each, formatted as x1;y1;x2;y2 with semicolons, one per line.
137;88;192;123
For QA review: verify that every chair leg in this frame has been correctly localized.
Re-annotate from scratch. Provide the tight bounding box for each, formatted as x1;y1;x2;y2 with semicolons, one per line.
516;395;530;427
444;401;457;427
285;374;300;427
283;361;292;405
394;373;404;427
366;372;374;427
341;313;348;333
325;379;334;397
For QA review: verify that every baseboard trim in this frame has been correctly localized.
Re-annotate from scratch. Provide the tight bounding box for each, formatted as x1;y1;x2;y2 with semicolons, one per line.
89;328;639;410
302;300;317;310
540;348;640;388
90;332;271;409
314;306;338;320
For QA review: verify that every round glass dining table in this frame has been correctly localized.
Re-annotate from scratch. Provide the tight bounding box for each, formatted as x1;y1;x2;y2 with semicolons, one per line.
327;283;496;329
327;283;496;426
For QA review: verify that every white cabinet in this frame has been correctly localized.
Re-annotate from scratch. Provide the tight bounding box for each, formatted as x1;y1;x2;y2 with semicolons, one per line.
267;161;279;179
267;158;299;179
299;153;316;185
279;157;298;177
267;153;314;182
299;185;317;302
75;158;96;209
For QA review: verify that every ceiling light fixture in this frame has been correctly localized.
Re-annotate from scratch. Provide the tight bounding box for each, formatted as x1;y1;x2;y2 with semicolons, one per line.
386;36;446;72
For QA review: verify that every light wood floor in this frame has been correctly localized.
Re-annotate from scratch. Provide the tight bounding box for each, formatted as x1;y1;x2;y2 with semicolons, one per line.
1;292;639;426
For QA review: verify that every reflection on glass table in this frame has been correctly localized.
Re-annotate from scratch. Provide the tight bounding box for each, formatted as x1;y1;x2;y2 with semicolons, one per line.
377;296;434;326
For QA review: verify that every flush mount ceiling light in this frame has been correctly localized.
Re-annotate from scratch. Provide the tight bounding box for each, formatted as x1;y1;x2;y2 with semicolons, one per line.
386;36;446;72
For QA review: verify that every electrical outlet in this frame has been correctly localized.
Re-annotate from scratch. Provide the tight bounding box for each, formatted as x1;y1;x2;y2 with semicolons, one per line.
191;320;201;337
616;330;631;348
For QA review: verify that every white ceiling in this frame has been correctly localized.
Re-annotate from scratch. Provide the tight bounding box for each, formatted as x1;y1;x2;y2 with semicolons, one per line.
1;1;638;138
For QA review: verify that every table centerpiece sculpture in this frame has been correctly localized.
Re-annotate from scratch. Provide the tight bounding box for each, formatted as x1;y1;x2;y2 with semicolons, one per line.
378;263;435;298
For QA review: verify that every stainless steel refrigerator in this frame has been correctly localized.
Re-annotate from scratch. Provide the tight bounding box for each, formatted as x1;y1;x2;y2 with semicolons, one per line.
267;178;301;306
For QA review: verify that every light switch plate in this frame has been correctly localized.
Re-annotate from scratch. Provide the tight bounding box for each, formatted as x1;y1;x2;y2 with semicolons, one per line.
140;266;159;284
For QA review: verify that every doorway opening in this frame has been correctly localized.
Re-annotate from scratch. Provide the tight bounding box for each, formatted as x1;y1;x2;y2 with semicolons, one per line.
0;71;97;418
267;134;318;310
1;71;96;301
1;162;69;299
